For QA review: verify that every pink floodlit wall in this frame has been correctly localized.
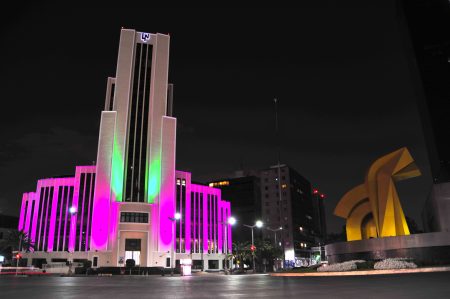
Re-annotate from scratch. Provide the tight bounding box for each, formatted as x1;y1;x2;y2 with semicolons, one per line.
19;192;34;232
47;177;76;252
182;180;231;255
91;111;116;251
159;116;177;252
20;165;232;256
71;166;96;252
19;166;95;253
25;177;75;251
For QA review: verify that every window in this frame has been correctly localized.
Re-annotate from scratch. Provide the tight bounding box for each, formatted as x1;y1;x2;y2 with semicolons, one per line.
208;260;219;269
264;186;268;190
265;194;269;198
265;202;270;206
120;212;149;223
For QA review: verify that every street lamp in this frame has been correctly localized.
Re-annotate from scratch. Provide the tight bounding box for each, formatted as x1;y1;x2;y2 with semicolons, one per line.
219;216;236;274
168;212;181;276
266;226;283;271
243;220;263;273
266;226;283;247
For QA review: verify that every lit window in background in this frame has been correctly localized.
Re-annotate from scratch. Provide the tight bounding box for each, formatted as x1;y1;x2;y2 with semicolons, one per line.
208;181;230;187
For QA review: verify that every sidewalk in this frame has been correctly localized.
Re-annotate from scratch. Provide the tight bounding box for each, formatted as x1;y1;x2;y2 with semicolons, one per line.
270;266;450;277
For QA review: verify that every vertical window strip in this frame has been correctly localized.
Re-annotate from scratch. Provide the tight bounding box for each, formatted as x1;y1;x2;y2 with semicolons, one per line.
109;83;115;111
43;187;54;251
139;44;152;202
36;187;46;250
61;186;69;251
28;200;35;243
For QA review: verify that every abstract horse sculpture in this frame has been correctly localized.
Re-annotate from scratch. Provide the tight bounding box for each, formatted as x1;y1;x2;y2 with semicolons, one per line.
335;147;421;241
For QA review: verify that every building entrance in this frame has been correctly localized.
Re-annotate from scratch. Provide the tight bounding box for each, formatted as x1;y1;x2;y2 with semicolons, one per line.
125;239;141;266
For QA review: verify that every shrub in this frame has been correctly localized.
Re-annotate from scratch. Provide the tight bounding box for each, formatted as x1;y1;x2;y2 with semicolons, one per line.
356;261;375;270
125;259;136;268
374;258;417;270
317;260;365;272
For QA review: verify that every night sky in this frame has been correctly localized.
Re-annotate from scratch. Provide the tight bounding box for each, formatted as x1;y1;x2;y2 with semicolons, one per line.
0;2;433;233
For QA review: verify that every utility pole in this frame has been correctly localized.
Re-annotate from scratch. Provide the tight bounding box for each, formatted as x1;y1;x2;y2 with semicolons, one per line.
274;98;285;269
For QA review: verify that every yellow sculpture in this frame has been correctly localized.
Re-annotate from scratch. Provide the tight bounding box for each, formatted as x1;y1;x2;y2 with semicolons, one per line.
334;147;421;241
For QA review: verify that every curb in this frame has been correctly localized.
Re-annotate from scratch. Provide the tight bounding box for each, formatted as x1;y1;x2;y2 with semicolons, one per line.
270;266;450;277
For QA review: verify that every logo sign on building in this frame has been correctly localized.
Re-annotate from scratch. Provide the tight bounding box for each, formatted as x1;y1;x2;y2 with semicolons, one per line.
141;32;151;43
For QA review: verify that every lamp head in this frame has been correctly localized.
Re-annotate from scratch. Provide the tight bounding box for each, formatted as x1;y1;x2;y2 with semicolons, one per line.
228;217;236;225
174;212;181;220
256;220;263;228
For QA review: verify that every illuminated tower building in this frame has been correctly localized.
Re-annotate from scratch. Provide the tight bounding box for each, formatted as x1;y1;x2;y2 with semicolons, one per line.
18;29;231;270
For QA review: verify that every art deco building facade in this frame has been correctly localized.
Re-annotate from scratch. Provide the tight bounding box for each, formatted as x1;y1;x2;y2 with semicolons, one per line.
18;29;231;270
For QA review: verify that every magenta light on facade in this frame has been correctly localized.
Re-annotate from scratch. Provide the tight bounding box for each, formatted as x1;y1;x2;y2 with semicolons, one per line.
19;192;32;232
91;111;116;251
158;116;177;252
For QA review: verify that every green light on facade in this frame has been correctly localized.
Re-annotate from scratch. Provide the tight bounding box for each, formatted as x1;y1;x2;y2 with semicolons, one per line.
111;137;124;201
147;158;161;203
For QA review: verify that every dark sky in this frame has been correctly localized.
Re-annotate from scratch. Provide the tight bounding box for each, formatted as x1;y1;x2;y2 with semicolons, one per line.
0;2;433;233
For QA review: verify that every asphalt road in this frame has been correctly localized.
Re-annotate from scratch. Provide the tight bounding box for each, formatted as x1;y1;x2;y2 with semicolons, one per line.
1;272;449;298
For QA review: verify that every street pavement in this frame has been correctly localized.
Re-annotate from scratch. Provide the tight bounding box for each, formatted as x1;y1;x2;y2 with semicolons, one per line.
1;271;449;298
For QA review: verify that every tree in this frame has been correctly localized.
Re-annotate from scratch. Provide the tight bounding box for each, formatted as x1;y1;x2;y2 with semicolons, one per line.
232;240;282;272
232;241;251;271
0;230;34;264
254;239;282;272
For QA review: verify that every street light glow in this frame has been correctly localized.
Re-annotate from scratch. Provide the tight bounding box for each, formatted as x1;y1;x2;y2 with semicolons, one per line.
228;217;236;225
256;220;263;228
69;206;77;214
174;212;181;220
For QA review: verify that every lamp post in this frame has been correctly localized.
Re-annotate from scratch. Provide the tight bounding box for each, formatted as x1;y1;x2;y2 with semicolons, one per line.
243;220;263;273
274;98;285;268
219;216;236;274
168;212;181;276
266;226;283;247
15;233;23;276
266;226;282;271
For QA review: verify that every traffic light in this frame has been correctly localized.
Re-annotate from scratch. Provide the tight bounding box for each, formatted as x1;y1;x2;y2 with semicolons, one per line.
250;244;256;252
15;253;21;259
